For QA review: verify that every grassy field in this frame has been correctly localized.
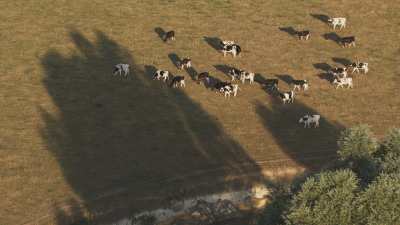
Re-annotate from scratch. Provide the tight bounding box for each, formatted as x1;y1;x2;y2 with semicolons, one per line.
1;0;399;224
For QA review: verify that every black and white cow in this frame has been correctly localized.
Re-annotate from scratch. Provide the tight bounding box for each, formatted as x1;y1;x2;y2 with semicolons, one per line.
341;36;356;47
279;90;295;104
240;71;255;84
153;70;170;82
299;114;321;128
197;72;211;85
292;79;309;91
228;68;242;81
329;67;348;79
179;58;192;70
333;77;353;89
349;62;369;74
113;64;130;77
222;44;241;57
297;30;310;40
220;40;235;49
222;84;240;98
328;17;346;30
170;76;185;88
214;81;231;91
163;30;175;42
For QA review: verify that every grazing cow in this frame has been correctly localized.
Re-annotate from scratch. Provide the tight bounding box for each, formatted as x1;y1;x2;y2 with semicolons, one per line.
350;62;369;74
263;79;279;91
220;40;235;48
179;58;192;70
153;70;170;82
333;77;353;89
328;17;346;30
279;90;295;104
292;79;309;91
341;36;356;47
299;114;321;128
297;30;310;40
113;64;130;77
228;68;242;81
170;76;185;88
222;44;241;57
214;81;231;91
240;71;255;84
197;72;210;85
163;30;175;42
329;67;348;79
222;84;240;98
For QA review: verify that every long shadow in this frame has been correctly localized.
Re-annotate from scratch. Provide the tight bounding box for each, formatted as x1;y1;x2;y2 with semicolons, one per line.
255;100;343;170
323;32;341;45
279;27;297;37
41;29;268;224
310;13;330;24
185;66;198;81
154;27;165;41
168;53;181;69
332;57;352;66
276;74;293;85
254;74;280;96
214;64;235;79
204;36;222;52
313;63;333;82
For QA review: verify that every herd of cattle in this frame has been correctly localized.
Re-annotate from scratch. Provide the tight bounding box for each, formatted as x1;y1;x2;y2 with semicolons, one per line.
112;16;369;128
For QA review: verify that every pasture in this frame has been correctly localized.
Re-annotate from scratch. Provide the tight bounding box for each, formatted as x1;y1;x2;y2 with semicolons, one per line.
1;0;399;224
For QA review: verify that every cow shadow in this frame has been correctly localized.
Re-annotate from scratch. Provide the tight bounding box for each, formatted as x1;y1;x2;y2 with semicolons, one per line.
313;63;333;82
323;32;341;45
214;64;234;79
168;53;182;69
255;100;343;170
279;27;297;37
185;66;198;81
154;27;165;41
204;36;222;51
332;57;352;66
310;14;330;24
276;74;293;85
254;74;280;96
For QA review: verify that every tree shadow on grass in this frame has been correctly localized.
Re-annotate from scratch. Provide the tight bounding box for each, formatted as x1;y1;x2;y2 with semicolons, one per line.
41;28;270;224
255;100;343;171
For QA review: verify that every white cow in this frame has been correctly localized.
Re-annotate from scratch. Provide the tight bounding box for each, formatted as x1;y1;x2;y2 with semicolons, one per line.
333;77;353;89
299;114;321;128
113;64;130;77
328;17;346;30
240;71;255;84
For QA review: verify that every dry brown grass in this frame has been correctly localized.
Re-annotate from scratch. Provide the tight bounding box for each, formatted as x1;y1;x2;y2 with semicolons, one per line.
1;0;399;224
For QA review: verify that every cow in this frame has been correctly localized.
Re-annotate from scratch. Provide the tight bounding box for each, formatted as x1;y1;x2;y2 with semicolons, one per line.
328;17;346;30
333;77;353;89
220;40;235;48
113;64;130;77
349;62;369;74
228;68;242;81
292;79;309;91
197;72;211;85
153;70;170;82
279;90;295;104
222;84;240;98
222;44;241;57
329;67;348;79
213;81;231;92
179;58;192;70
240;71;255;84
341;36;356;47
297;30;310;40
170;76;185;88
299;114;321;128
163;30;175;42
